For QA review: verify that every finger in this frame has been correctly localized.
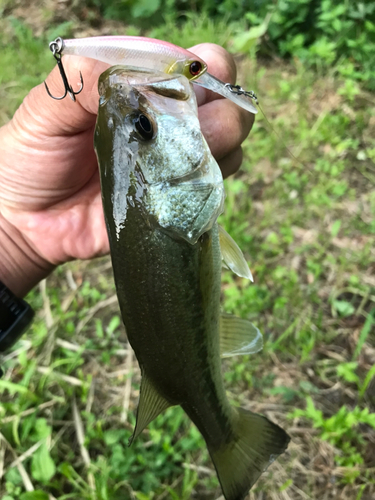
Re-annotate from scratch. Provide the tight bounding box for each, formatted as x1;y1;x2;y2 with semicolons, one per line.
218;147;243;179
18;57;110;137
198;97;254;160
189;43;237;106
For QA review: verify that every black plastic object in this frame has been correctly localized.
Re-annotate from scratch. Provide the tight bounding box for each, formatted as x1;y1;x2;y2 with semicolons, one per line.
0;282;34;374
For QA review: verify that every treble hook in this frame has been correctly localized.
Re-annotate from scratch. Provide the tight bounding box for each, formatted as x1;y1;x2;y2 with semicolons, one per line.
224;83;259;105
44;37;84;102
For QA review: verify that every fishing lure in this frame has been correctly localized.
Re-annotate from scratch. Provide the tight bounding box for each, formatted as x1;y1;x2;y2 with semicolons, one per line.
44;36;259;114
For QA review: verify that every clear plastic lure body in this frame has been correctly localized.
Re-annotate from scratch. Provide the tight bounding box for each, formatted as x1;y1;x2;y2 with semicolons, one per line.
46;36;258;114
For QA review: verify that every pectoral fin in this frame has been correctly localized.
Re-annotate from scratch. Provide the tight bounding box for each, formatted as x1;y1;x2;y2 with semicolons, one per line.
219;225;253;281
129;371;172;445
220;313;263;358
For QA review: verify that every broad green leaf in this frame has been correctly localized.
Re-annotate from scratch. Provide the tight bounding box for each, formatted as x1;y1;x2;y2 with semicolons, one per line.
331;220;341;237
337;362;360;384
0;380;32;396
232;14;271;53
131;0;160;18
103;429;127;446
31;442;56;484
135;492;150;500
20;491;49;500
33;419;52;440
333;300;355;317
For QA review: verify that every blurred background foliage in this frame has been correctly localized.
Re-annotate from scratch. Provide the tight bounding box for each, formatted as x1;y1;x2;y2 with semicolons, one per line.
79;0;375;89
2;0;375;89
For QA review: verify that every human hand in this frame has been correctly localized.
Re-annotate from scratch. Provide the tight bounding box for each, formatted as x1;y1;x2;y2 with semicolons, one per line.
0;43;254;296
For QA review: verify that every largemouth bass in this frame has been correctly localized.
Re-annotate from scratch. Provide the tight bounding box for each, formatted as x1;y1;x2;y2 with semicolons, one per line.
94;66;289;500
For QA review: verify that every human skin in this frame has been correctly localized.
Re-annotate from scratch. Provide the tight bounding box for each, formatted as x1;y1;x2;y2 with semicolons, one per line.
0;43;254;298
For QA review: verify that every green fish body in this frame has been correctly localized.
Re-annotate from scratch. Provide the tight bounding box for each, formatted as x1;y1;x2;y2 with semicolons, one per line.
94;66;289;500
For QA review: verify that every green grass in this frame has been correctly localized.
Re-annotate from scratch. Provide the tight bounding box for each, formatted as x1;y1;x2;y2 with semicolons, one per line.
0;18;51;122
1;9;375;500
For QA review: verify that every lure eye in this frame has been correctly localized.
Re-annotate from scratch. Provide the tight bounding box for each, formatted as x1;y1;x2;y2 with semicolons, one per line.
189;61;202;76
135;114;153;140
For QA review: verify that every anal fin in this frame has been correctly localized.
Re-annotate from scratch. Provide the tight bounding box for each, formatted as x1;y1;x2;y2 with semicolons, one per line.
220;313;263;358
129;371;172;445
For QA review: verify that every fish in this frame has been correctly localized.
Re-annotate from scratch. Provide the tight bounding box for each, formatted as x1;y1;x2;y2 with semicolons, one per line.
94;65;289;500
49;36;258;114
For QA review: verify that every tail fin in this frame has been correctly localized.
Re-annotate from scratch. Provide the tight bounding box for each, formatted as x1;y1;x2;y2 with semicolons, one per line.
209;408;290;500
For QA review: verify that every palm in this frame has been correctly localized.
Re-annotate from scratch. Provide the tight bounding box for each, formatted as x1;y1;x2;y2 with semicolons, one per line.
0;60;110;264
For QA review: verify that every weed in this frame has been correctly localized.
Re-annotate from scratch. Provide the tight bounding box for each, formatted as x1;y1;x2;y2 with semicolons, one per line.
290;397;375;483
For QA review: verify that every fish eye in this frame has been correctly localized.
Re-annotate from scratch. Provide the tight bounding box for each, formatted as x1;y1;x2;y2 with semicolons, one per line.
189;61;202;76
135;113;154;140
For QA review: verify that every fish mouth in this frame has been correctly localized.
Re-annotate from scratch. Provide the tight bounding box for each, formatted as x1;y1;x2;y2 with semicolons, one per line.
98;66;193;106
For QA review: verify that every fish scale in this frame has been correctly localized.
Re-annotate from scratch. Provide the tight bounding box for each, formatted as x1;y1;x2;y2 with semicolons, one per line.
110;198;233;446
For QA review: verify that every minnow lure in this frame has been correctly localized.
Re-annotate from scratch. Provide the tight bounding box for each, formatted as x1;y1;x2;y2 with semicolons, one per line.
44;36;258;114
